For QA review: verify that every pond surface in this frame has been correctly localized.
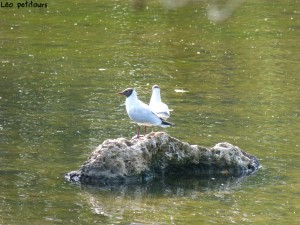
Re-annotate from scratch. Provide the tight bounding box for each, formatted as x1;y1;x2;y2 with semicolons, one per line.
0;0;299;224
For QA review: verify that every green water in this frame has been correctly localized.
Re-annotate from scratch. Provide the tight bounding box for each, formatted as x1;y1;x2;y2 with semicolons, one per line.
0;0;299;224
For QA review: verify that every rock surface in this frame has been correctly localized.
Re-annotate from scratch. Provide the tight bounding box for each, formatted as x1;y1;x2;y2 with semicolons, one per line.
65;132;260;185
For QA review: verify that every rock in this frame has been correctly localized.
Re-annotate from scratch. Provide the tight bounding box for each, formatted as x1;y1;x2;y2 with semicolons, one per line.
65;132;260;185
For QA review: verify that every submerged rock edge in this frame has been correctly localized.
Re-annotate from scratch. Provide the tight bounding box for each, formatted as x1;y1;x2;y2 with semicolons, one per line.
65;132;260;185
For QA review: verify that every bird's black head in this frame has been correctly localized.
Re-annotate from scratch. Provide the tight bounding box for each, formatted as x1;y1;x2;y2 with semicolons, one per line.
117;88;134;98
152;84;160;89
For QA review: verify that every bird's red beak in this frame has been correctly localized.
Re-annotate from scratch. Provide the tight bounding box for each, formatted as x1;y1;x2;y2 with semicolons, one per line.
117;92;123;96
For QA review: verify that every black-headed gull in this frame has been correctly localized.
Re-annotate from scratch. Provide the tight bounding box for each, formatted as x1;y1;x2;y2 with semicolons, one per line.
149;85;171;120
118;87;173;138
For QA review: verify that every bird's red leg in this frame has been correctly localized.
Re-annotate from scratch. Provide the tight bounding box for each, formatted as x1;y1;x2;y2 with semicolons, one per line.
137;126;140;138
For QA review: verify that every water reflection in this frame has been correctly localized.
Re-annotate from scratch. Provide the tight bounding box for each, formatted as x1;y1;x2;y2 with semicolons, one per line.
83;175;249;196
79;174;252;219
206;0;245;22
135;0;245;22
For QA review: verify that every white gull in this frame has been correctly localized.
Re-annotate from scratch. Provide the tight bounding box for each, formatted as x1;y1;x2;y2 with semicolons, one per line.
149;84;171;120
118;87;173;138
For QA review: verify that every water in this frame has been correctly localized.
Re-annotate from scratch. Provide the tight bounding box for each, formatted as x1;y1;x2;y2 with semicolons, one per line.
0;0;299;224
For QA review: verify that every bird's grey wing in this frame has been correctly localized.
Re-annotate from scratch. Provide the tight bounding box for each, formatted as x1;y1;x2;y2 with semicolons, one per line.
156;111;170;120
129;104;161;125
154;102;170;119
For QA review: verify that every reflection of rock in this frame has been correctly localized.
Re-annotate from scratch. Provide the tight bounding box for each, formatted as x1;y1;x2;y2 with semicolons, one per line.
65;132;260;185
80;175;250;222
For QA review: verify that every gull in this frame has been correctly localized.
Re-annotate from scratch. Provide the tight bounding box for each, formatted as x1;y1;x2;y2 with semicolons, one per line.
149;84;171;120
118;87;173;138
